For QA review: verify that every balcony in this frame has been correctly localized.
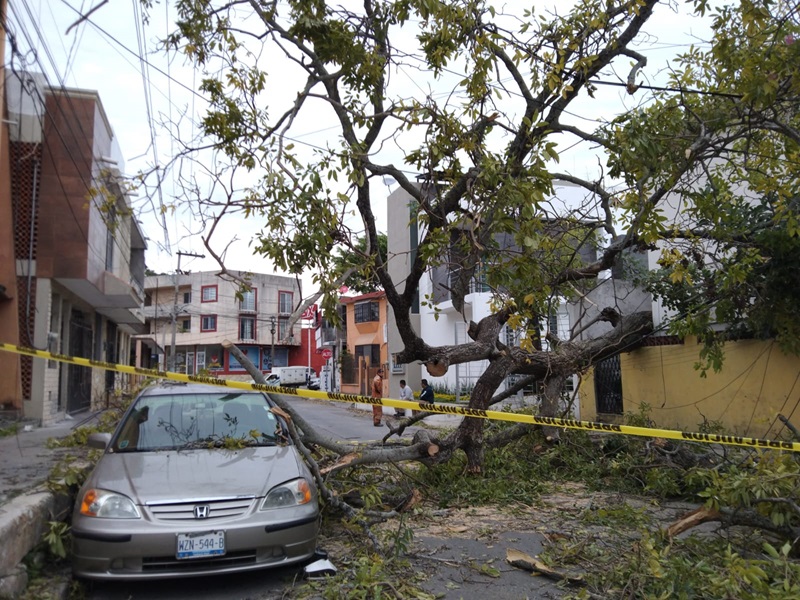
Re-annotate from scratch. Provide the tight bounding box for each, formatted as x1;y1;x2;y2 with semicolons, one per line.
57;271;147;334
141;303;176;320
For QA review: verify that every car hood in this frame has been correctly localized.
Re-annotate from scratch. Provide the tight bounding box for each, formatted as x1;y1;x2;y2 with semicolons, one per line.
86;446;305;504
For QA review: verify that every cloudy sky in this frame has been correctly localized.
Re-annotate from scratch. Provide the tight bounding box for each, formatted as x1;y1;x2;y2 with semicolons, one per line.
6;0;713;290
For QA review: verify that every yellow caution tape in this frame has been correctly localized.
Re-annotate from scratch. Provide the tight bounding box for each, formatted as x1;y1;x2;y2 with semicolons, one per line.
2;342;798;452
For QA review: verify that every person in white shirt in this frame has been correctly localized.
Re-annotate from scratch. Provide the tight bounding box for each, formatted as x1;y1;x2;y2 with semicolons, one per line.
397;379;414;418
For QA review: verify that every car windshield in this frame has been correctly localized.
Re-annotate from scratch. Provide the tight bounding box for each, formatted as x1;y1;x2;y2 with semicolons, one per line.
112;392;286;452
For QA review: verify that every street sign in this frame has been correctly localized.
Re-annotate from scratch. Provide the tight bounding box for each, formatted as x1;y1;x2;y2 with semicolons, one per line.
321;348;333;360
300;304;318;320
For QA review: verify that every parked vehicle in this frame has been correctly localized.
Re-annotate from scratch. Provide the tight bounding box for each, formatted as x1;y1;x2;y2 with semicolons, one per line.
264;366;311;387
71;382;320;580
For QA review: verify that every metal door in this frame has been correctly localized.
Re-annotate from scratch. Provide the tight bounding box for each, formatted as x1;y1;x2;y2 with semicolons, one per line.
67;310;93;414
594;355;623;415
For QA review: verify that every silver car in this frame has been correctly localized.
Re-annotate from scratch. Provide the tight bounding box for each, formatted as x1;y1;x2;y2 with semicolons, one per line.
72;383;320;580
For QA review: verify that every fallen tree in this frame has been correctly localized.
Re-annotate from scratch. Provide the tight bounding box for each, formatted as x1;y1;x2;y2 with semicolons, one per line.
135;0;800;476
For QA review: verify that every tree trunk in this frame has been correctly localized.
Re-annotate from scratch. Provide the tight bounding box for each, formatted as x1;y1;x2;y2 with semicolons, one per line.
540;374;568;441
441;354;513;473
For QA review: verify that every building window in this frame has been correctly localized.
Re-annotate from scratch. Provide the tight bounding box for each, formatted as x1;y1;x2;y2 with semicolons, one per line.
204;345;223;370
240;288;257;312
448;264;490;297
201;285;218;302
355;344;380;366
278;317;291;340
201;315;217;332
547;313;558;336
354;301;379;323
183;290;192;304
278;291;293;314
179;317;191;333
105;205;116;272
239;316;256;340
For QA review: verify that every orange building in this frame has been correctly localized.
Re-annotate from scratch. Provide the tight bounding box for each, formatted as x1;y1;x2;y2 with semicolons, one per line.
338;291;389;397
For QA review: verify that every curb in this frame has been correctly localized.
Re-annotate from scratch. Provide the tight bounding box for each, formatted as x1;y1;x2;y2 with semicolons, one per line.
0;488;72;599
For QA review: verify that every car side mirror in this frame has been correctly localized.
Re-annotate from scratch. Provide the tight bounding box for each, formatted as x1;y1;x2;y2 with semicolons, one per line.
87;432;112;449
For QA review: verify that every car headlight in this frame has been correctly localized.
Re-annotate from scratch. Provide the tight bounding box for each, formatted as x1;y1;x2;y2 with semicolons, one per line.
261;478;313;510
79;488;141;518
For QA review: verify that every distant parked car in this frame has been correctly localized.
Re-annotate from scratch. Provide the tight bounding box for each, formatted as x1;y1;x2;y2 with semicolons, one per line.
71;382;320;580
305;376;320;391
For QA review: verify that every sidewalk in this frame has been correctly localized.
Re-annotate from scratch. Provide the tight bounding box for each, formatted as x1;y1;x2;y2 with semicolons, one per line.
0;414;89;599
0;414;91;506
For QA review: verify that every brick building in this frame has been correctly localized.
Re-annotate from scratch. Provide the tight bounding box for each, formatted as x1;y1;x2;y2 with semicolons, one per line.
0;71;146;423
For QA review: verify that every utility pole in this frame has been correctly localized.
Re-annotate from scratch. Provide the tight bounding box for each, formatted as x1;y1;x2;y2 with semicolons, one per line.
169;250;204;372
269;315;276;373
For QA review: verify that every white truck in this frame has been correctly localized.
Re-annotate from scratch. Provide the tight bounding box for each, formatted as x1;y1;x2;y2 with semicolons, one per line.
264;366;313;388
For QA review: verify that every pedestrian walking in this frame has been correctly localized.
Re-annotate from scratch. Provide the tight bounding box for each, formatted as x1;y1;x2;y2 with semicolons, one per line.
372;368;384;426
397;379;413;417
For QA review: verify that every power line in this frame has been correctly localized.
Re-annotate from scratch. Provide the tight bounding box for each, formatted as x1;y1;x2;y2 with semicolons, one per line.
587;78;743;99
131;0;170;253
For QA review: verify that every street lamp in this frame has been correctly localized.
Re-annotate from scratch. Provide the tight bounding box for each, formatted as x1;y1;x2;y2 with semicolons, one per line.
269;316;276;372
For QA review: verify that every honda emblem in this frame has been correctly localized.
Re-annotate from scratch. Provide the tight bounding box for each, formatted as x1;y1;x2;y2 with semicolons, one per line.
194;505;210;519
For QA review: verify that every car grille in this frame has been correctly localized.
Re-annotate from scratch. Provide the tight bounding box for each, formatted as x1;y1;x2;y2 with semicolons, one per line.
141;550;258;572
146;496;256;521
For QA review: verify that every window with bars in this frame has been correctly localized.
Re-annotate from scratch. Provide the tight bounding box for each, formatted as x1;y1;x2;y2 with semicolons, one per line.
595;355;623;414
354;301;379;323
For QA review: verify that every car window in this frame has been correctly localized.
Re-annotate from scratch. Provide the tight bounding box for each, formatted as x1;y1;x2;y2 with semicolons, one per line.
112;392;286;452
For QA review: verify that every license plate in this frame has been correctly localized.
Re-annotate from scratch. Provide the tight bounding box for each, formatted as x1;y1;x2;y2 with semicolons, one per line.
176;531;226;559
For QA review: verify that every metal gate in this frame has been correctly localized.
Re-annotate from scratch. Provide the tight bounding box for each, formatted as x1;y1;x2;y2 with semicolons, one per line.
67;310;93;414
594;355;623;415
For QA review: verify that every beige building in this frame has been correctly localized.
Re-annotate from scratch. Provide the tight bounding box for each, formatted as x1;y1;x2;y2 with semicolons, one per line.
138;271;303;378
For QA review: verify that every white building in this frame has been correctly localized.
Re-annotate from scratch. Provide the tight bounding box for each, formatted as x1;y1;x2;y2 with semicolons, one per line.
385;181;595;401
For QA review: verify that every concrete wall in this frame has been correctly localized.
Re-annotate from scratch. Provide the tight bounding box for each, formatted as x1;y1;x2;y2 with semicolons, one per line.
569;277;652;342
385;185;421;398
